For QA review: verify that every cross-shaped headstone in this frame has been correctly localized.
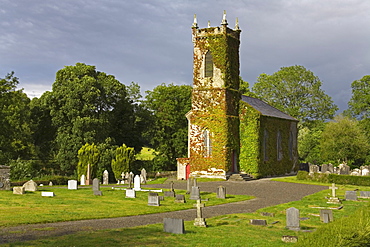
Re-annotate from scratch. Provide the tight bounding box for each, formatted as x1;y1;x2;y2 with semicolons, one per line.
329;183;338;198
193;199;205;219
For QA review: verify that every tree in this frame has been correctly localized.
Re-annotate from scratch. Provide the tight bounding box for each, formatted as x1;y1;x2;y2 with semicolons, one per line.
142;83;192;171
49;63;135;175
111;144;135;181
298;125;324;164
0;71;34;164
252;65;338;127
347;75;370;119
320;115;370;166
77;143;100;179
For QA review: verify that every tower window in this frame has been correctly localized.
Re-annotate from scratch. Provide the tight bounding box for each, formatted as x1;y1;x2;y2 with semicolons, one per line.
204;51;213;78
203;129;212;157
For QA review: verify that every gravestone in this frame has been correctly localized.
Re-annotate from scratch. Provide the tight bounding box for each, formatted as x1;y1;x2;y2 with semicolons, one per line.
362;168;370;176
22;180;38;192
186;178;191;194
193;177;197;187
320;209;333;223
103;170;109;185
125;189;136;198
193;199;207;227
140;168;147;184
93;178;102;196
0;165;11;190
159;195;164;201
127;172;133;188
134;175;141;191
216;186;226;199
345;191;357;201
121;172;125;184
42;192;55;197
321;164;328;173
327;163;334;173
339;164;350;175
68;180;78;190
175;194;186;203
327;183;341;204
360;191;370;198
49;181;53;186
80;175;86;186
86;164;92;185
164;181;175;197
286;207;300;231
13;186;25;195
309;164;319;174
163;218;185;234
189;186;200;200
148;194;160;206
250;219;267;226
261;212;275;217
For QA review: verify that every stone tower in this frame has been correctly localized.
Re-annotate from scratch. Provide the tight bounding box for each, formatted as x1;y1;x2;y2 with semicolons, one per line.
184;11;241;179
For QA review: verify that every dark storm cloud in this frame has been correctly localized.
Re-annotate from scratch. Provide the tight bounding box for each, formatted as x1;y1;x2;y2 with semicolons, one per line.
0;0;369;111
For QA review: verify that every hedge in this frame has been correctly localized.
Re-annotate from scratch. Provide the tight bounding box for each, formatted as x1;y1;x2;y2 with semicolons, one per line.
297;171;370;186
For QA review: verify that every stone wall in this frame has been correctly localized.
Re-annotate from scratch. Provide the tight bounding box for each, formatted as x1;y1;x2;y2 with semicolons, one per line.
0;165;11;190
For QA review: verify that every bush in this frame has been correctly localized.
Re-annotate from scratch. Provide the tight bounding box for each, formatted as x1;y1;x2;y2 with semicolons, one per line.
329;174;370;186
297;171;309;180
9;159;41;180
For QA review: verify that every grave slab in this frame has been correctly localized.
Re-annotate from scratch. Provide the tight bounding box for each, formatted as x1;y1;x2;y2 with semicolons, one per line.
163;218;185;234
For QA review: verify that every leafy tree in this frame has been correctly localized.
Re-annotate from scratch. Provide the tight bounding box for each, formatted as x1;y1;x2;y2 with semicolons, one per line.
320;115;370;166
111;144;135;181
77;143;100;179
252;65;338;127
49;63;135;175
0;72;34;164
142;83;192;171
239;77;256;97
347;75;370;119
298;125;324;164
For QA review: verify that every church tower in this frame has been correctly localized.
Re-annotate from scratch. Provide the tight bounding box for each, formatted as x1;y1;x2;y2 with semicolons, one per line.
184;11;241;179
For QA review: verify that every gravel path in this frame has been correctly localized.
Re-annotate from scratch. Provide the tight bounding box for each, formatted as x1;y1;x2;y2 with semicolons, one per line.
0;179;326;244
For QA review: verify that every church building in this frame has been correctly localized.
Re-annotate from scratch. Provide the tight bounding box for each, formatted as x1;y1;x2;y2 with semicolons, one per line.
177;12;298;180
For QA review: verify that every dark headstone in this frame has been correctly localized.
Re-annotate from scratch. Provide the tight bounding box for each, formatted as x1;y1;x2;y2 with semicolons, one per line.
163;218;185;234
164;191;176;197
299;163;309;172
345;191;357;201
175;194;186;203
250;219;267;226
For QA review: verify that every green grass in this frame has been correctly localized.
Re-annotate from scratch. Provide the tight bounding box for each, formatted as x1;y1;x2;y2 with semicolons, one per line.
3;178;370;246
0;186;251;227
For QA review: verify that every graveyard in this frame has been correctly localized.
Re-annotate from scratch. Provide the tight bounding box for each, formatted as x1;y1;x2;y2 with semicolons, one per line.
1;176;370;246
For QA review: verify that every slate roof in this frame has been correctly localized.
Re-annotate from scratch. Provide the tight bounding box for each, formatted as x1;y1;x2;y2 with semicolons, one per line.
241;95;298;121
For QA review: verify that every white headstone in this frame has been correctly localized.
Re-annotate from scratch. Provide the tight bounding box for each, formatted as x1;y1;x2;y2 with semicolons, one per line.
68;180;78;190
126;189;136;198
103;170;109;185
42;192;55;197
80;174;86;186
134;175;141;191
22;180;38;192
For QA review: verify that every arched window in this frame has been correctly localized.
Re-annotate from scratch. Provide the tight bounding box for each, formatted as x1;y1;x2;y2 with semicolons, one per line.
203;129;212;157
277;130;283;161
204;50;213;78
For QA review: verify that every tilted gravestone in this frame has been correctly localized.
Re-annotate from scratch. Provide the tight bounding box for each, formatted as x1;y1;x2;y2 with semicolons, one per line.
321;164;328;173
13;186;25;195
286;207;300;231
320;209;333;223
189;186;200;200
345;191;357;201
125;189;136;198
175;194;186;203
68;180;78;190
23;180;38;192
216;186;226;199
93;178;102;196
163;218;185;234
148;193;160;206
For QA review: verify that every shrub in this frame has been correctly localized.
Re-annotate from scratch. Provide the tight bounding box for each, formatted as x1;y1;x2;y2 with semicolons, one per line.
297;171;309;180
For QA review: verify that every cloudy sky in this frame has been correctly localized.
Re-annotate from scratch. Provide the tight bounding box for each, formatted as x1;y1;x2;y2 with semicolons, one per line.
1;0;369;112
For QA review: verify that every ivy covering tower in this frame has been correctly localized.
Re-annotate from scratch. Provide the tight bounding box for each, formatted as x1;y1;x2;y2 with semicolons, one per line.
177;12;298;180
